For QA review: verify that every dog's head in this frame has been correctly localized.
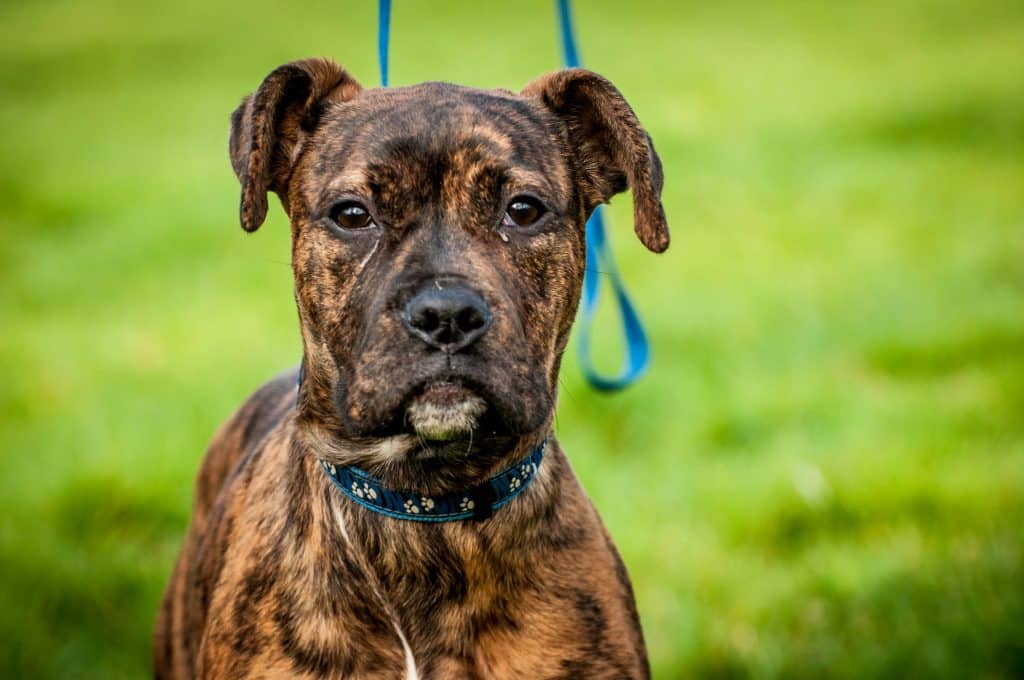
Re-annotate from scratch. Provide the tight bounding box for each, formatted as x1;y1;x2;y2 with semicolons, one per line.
229;58;667;464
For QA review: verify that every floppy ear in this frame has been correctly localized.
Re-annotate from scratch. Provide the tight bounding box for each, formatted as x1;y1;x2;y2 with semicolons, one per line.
521;68;669;253
229;58;363;232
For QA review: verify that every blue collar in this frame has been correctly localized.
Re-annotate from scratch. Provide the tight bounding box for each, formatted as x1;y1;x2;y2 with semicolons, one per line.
320;441;547;522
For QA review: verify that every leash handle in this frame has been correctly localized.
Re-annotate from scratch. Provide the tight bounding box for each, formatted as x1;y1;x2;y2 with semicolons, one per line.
556;0;651;391
378;0;391;87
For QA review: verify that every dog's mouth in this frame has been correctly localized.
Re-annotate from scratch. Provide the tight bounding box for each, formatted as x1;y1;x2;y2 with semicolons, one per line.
338;348;552;458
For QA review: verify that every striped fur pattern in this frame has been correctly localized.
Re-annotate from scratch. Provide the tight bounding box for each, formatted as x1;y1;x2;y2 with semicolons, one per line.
154;58;668;679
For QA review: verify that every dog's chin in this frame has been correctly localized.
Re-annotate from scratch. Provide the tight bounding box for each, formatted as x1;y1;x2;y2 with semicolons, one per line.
369;379;522;460
406;383;487;443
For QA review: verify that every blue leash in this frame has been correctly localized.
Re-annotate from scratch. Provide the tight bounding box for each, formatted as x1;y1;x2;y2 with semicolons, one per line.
378;0;391;87
556;0;650;391
376;0;650;391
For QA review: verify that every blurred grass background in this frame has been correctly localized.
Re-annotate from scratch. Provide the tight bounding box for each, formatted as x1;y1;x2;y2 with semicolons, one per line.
2;0;1023;676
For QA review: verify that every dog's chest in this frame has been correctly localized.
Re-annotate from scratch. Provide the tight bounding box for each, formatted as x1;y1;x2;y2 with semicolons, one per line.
249;500;608;678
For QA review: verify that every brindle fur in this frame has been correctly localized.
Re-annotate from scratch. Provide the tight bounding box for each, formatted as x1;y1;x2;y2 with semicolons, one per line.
154;58;668;679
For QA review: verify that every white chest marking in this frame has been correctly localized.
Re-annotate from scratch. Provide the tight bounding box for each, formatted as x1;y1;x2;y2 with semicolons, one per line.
332;504;420;680
393;622;420;680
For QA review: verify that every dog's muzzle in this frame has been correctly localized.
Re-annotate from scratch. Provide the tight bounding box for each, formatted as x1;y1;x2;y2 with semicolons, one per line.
396;282;495;442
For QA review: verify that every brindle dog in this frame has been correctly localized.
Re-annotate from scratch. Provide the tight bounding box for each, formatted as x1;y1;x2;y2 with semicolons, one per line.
154;58;669;679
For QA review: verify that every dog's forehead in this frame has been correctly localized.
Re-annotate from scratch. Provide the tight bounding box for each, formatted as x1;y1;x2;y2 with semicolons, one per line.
306;82;570;199
329;82;554;144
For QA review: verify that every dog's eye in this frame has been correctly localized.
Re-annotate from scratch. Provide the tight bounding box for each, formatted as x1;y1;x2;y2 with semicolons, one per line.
503;196;546;228
329;201;374;230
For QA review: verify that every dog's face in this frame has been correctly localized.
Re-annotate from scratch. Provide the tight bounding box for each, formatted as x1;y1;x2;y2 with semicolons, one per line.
229;59;667;460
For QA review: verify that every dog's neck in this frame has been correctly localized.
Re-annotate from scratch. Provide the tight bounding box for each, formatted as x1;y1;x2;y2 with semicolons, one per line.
320;441;547;523
297;419;550;497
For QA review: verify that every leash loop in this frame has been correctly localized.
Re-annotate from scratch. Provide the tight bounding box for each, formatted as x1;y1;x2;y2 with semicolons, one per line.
556;0;651;391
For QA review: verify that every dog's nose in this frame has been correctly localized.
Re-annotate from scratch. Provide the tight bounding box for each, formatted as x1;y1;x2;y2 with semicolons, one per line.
402;286;492;351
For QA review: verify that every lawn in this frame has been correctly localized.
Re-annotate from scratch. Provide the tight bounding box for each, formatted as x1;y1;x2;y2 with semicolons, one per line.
1;0;1023;676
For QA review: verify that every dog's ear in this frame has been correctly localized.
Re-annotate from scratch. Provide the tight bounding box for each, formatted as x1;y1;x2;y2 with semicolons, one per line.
521;69;669;253
229;58;362;232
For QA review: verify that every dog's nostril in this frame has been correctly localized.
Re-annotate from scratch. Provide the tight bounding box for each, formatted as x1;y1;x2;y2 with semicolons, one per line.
457;307;485;332
415;309;440;333
403;286;492;351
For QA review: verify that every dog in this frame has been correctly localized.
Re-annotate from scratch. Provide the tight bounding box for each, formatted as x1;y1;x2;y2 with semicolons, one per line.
153;58;669;679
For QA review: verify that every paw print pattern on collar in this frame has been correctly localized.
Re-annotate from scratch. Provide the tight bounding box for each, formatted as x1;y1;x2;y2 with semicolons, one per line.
319;440;547;523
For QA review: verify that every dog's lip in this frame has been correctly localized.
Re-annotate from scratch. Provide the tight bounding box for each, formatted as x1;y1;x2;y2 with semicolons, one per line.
411;381;479;406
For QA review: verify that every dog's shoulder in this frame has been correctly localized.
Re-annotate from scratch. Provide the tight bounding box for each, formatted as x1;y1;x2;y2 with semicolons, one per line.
192;367;298;519
156;369;298;679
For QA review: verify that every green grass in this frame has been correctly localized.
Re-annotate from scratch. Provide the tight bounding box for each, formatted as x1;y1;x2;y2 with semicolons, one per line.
2;0;1023;676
